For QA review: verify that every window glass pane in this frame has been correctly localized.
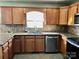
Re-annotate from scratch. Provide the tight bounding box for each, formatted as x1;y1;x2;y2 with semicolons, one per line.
26;11;44;28
27;22;43;28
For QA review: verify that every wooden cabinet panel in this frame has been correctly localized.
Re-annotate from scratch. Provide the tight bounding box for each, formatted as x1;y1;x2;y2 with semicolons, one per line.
24;8;46;13
35;38;44;52
3;42;9;59
1;7;12;24
59;35;67;57
68;4;77;25
77;2;79;12
13;8;25;24
3;47;9;59
8;39;13;59
3;42;8;50
46;8;59;25
24;38;35;52
20;36;25;53
59;6;68;25
13;36;21;53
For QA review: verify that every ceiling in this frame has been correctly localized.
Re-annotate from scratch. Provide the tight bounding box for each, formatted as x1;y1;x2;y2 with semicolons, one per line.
0;0;78;7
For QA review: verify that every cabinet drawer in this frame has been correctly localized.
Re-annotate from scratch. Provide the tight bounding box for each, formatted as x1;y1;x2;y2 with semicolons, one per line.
3;42;8;50
25;36;35;39
36;36;45;39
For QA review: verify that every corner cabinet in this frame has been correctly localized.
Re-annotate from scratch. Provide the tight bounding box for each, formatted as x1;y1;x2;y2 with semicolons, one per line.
59;6;68;25
1;7;13;24
46;8;59;25
68;3;77;25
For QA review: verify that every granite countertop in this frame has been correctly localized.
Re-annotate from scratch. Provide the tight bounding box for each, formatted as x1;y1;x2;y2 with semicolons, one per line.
60;33;79;38
0;33;14;45
0;32;79;46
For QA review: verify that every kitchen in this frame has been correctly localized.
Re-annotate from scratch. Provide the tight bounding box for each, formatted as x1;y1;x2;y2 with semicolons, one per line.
0;0;79;59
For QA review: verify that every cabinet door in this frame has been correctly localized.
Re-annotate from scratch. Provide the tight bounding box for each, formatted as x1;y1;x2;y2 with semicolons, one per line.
13;8;25;24
3;42;9;59
20;36;25;53
24;36;35;52
8;39;13;59
46;8;59;25
35;36;44;52
1;7;12;24
3;47;9;59
77;2;79;13
68;4;77;25
13;36;21;53
59;35;67;57
59;6;68;25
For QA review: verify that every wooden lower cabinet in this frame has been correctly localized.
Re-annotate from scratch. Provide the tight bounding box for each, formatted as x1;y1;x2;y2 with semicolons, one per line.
13;36;21;53
20;36;25;53
8;39;13;59
1;35;67;59
25;38;35;52
3;47;9;59
35;36;44;52
59;35;67;57
13;35;45;53
3;42;9;59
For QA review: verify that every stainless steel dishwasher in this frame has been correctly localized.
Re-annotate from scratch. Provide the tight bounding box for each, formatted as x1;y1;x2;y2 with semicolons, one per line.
45;35;59;52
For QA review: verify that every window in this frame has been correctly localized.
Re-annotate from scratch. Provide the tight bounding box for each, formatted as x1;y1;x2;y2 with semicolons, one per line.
26;11;44;28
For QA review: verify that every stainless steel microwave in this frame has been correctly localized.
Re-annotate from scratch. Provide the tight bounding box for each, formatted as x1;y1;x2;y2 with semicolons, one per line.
74;13;79;26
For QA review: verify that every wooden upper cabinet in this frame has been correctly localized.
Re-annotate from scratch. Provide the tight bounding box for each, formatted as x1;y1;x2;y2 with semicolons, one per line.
59;6;68;25
13;8;25;24
68;3;77;25
46;8;59;25
1;7;12;24
77;2;79;13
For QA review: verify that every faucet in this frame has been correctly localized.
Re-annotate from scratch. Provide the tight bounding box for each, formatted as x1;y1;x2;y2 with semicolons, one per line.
34;26;38;33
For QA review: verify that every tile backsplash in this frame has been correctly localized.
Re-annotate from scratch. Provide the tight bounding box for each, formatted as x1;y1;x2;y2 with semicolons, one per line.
0;24;68;33
0;24;24;33
68;26;79;35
